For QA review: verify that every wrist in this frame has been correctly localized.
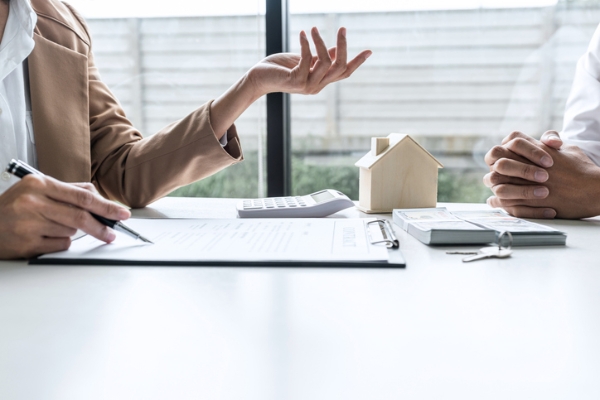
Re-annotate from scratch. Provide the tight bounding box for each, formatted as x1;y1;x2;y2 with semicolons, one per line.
210;71;264;136
242;69;266;101
247;65;280;97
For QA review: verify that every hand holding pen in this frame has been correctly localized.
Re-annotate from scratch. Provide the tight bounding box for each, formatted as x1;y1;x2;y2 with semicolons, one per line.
0;160;150;260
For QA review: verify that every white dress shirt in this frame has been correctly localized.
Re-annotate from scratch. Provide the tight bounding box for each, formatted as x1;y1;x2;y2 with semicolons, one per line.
0;0;37;195
562;23;600;165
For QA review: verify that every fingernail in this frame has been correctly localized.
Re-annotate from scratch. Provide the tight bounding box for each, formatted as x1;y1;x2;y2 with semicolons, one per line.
534;170;548;182
365;51;372;59
540;156;553;168
118;209;131;220
548;133;560;140
534;187;549;198
341;27;346;37
543;210;556;219
106;230;117;242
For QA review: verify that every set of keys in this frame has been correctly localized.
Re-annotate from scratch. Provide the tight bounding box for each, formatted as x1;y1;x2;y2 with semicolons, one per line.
446;232;513;263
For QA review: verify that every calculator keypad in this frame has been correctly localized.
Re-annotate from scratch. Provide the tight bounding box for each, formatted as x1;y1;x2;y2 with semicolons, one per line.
242;200;263;209
242;197;308;209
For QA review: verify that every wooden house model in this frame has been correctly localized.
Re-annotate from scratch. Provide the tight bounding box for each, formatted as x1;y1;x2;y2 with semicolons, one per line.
355;134;443;213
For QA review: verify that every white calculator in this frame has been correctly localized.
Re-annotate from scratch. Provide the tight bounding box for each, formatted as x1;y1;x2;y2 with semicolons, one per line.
237;189;355;218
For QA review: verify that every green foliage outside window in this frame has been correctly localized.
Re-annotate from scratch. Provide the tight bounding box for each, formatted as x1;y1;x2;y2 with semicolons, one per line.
169;151;491;204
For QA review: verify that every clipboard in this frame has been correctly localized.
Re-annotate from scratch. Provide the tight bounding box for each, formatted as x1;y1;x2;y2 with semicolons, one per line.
30;257;405;268
367;219;400;249
30;218;406;268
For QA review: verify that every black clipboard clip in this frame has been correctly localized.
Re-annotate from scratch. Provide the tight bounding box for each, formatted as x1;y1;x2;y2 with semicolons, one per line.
367;219;400;249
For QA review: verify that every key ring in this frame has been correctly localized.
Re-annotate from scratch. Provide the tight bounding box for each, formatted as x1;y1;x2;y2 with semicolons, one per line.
497;231;513;251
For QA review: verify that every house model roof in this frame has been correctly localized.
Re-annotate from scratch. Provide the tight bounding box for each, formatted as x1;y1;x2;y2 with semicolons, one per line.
355;133;444;170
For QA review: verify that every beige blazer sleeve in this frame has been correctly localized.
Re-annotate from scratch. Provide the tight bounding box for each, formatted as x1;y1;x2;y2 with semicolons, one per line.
32;1;244;208
85;35;243;208
88;68;244;208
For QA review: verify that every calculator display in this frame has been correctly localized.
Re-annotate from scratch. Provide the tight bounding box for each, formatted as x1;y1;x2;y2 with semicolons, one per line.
311;191;335;203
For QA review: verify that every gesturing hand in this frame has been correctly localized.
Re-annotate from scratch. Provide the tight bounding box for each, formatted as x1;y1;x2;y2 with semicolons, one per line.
209;26;371;140
0;175;131;259
249;27;372;96
483;131;600;219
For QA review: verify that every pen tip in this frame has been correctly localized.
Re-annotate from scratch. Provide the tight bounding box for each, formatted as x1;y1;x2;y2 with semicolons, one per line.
140;236;154;244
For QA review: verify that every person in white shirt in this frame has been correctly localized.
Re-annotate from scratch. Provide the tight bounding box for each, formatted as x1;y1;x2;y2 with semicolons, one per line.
0;0;372;259
483;23;600;219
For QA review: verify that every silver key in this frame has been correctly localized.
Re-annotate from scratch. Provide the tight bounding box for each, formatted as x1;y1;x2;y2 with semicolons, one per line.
462;246;513;263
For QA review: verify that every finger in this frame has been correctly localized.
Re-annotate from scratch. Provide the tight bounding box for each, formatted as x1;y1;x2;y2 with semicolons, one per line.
321;29;349;84
487;196;556;219
310;27;332;65
487;196;551;210
40;221;78;238
25;176;131;220
41;199;117;243
308;27;333;85
501;131;538;146
491;183;549;200
541;130;563;150
485;144;531;167
504;137;553;168
34;237;72;256
322;28;347;82
492;158;549;183
20;237;73;259
72;182;99;194
335;27;347;65
310;55;319;69
9;205;78;239
328;46;337;60
482;172;533;188
336;50;372;81
296;30;312;79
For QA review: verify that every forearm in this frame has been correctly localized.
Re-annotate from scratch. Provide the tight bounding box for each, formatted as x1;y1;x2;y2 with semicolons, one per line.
91;99;243;208
210;72;263;140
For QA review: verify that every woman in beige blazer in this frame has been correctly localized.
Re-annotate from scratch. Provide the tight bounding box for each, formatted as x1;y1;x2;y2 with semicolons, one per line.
0;0;371;259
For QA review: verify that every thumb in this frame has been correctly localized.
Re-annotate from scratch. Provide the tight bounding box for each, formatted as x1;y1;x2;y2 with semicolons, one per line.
71;182;99;194
541;131;563;149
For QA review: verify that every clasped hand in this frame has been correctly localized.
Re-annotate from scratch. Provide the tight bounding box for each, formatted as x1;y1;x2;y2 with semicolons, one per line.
483;131;600;219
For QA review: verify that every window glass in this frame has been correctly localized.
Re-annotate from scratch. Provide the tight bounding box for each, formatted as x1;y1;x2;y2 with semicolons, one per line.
68;1;267;198
289;0;599;202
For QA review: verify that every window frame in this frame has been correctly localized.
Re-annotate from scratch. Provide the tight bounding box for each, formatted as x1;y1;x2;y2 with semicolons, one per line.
265;0;291;196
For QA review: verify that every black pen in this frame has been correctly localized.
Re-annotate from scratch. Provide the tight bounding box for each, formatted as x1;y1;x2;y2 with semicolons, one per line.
6;159;153;244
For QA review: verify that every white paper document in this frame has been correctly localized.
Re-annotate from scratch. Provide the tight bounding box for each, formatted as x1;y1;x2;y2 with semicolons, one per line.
39;218;390;264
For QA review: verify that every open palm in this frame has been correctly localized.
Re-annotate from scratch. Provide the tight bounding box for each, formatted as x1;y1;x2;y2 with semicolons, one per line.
249;27;372;96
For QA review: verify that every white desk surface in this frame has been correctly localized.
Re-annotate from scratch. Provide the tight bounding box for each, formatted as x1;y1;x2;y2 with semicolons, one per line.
1;198;598;400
